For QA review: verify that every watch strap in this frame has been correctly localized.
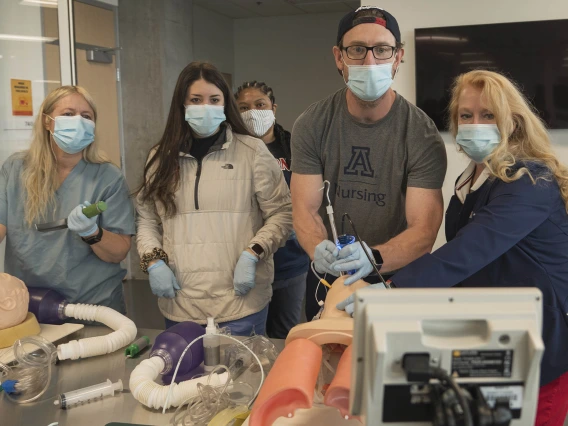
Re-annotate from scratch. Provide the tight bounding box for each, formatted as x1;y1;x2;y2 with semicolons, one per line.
81;226;103;245
370;247;383;270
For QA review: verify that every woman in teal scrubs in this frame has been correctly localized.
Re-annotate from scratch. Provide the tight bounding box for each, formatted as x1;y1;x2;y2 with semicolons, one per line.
0;86;135;312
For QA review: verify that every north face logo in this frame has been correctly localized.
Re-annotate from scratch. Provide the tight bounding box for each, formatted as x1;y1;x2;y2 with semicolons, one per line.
343;146;374;178
222;164;233;169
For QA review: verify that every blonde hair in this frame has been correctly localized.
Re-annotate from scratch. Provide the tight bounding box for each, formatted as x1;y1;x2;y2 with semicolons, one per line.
22;86;108;226
449;70;568;212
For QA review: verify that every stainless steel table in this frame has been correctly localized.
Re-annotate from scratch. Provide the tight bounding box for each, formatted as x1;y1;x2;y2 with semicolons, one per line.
1;327;283;426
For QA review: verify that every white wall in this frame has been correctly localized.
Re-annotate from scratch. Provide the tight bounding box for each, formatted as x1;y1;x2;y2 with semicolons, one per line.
193;4;235;80
364;0;568;248
0;1;50;271
234;12;346;130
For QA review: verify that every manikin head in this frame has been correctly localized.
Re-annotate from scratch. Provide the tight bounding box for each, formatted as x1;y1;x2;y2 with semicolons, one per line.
0;273;29;330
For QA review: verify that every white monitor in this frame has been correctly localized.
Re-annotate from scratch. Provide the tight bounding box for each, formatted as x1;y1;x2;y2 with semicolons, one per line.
350;287;544;426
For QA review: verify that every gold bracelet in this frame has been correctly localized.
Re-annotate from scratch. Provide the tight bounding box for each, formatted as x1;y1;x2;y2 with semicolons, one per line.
140;247;169;274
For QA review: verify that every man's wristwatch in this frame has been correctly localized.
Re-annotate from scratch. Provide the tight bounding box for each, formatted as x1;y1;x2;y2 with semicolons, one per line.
81;227;103;245
248;243;265;260
370;248;383;270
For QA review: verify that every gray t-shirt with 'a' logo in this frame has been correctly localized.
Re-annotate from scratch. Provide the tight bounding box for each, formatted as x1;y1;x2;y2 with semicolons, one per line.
291;88;447;245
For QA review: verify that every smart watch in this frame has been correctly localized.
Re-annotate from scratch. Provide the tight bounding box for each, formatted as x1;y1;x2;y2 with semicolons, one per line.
81;227;103;245
370;248;383;270
248;243;265;260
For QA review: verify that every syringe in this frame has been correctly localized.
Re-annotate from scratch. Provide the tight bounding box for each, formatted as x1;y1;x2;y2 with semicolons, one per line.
54;379;123;409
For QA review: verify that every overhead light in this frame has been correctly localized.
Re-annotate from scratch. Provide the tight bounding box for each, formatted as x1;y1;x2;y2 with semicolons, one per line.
19;0;57;7
33;80;61;84
416;35;468;42
0;34;57;43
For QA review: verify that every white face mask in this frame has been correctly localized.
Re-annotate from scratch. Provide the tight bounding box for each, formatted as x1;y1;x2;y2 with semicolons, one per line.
342;56;395;102
184;105;226;137
456;124;501;163
241;109;275;138
45;114;95;154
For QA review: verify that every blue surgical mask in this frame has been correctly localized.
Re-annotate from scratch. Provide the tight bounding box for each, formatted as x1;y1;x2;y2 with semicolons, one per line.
456;124;501;163
185;105;226;137
46;115;95;154
343;59;394;102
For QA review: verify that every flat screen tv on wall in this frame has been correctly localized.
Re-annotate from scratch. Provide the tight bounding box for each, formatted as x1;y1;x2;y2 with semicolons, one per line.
415;19;568;130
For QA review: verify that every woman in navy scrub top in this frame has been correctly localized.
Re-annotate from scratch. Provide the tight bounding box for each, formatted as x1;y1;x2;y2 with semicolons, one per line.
335;70;568;426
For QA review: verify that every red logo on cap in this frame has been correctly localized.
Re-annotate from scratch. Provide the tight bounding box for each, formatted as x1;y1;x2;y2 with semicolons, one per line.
374;17;386;27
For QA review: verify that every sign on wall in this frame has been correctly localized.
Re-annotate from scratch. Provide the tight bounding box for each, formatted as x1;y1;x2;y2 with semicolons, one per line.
11;79;33;116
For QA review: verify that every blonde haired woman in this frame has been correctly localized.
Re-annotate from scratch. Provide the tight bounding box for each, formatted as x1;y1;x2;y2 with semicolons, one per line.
336;70;568;425
0;86;135;312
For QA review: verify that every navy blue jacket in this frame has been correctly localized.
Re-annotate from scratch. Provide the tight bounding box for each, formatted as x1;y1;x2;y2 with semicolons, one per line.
392;164;568;386
267;125;310;281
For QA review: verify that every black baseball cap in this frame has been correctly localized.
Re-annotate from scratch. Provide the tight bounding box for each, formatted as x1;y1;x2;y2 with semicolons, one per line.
336;6;401;46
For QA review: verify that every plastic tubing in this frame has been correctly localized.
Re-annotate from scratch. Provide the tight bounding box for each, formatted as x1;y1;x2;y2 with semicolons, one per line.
163;333;265;414
129;356;229;410
56;304;137;361
171;365;234;425
3;337;57;404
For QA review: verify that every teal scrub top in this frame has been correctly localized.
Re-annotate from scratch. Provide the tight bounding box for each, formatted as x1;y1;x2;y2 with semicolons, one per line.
0;153;136;312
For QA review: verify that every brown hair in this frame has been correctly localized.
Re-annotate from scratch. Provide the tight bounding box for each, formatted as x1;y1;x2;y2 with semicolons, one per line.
137;61;251;216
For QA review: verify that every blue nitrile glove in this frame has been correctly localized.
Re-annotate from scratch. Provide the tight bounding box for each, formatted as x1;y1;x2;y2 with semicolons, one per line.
336;282;386;316
67;201;98;237
234;251;259;296
148;260;180;298
331;241;375;285
314;240;340;276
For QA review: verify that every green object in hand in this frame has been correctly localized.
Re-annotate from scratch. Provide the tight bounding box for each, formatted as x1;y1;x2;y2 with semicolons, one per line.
35;200;108;232
82;201;107;218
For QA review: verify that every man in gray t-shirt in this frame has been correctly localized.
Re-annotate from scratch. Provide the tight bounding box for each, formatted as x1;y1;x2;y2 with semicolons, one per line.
291;6;447;319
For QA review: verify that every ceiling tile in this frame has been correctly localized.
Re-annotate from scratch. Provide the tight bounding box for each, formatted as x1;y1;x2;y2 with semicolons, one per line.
193;0;258;19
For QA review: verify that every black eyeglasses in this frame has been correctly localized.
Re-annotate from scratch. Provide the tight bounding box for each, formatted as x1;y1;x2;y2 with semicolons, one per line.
343;45;397;61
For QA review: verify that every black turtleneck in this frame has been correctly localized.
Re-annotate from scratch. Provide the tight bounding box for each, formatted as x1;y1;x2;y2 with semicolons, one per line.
188;126;227;161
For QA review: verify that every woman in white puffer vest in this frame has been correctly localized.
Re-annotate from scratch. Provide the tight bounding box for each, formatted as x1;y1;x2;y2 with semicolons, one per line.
135;62;293;336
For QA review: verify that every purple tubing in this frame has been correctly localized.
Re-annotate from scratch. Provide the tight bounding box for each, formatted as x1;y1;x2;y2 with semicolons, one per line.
150;321;205;381
27;287;67;325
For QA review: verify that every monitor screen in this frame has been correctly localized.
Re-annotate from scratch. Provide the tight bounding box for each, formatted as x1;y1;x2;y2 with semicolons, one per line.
415;19;568;130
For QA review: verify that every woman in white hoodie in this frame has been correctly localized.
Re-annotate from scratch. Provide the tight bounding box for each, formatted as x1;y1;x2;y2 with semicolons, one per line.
136;62;293;336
